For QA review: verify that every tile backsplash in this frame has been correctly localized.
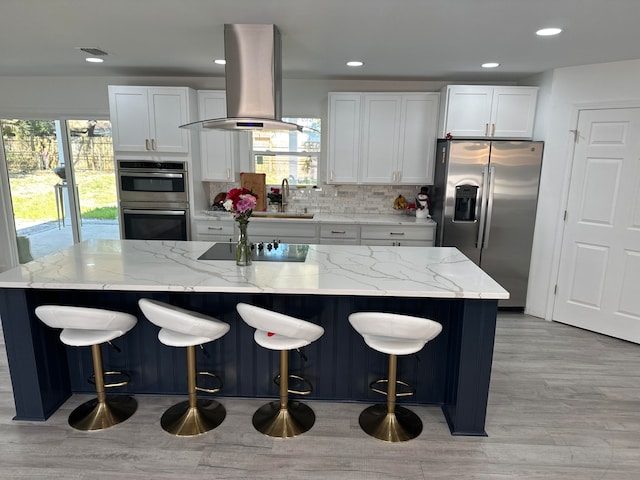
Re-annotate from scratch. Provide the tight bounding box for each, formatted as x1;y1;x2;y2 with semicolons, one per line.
204;182;427;215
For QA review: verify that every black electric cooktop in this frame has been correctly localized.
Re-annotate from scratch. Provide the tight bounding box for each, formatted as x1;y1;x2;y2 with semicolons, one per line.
198;242;309;263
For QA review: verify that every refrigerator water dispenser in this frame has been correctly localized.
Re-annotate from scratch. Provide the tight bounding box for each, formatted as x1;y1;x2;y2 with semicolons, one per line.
454;185;478;222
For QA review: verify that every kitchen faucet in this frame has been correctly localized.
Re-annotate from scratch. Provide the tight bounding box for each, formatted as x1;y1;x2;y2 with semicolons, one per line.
280;178;289;212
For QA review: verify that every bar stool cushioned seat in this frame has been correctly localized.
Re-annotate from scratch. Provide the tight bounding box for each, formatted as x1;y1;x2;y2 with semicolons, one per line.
34;305;138;431
138;298;230;436
236;303;324;438
348;312;442;442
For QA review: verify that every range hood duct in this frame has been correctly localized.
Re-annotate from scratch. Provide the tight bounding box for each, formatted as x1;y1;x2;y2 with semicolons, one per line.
181;24;302;132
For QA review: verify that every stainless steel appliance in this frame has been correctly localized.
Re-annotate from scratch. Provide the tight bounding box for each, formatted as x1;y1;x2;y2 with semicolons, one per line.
117;160;190;240
117;160;188;204
120;203;190;241
431;140;543;308
181;24;303;132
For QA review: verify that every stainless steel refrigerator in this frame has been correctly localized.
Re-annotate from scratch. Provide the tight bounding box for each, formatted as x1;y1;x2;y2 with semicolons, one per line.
431;140;543;308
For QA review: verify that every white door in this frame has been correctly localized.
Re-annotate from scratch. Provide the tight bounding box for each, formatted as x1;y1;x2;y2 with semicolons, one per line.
553;107;640;343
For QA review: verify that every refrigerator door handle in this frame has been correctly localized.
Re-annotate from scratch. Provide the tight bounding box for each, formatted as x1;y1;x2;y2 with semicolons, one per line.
484;166;497;247
476;166;489;249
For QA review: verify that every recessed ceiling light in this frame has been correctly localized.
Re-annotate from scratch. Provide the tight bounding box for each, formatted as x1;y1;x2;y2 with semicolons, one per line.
346;61;364;67
481;62;500;68
85;57;104;63
536;27;562;36
214;59;226;65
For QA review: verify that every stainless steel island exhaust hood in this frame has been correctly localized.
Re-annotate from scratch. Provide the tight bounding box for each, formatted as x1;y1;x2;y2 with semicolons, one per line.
180;24;302;132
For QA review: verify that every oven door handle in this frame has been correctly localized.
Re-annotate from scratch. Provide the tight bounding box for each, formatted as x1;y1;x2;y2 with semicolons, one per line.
123;209;186;216
120;172;184;179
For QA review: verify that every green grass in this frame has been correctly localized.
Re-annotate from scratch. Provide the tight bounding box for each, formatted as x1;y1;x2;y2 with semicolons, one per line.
9;169;117;221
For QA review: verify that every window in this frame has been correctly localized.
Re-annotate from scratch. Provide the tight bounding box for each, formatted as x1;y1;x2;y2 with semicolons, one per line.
252;117;320;186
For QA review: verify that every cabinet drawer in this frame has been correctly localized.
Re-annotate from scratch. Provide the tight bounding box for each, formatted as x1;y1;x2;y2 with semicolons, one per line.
195;221;235;236
360;224;434;241
320;223;359;239
250;221;317;239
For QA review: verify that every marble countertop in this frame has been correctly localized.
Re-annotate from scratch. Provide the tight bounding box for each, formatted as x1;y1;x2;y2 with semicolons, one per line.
195;211;437;226
0;240;508;299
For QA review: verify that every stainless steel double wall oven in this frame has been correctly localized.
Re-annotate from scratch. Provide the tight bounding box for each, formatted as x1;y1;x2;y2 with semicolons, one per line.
117;160;190;240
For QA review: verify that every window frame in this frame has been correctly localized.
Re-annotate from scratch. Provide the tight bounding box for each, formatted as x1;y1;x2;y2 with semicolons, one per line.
251;117;321;187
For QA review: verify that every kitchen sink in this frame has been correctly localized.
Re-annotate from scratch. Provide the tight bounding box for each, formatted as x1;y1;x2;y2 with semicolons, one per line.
252;212;314;219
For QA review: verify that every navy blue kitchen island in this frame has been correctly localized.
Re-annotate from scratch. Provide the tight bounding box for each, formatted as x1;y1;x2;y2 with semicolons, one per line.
0;240;508;436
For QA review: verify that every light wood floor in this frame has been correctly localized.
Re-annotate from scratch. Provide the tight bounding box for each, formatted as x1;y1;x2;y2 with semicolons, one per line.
1;313;639;479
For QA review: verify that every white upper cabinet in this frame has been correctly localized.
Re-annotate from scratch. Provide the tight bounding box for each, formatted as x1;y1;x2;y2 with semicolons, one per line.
327;93;361;184
439;85;538;139
360;94;402;183
197;91;237;181
328;92;439;185
108;86;191;153
397;94;439;184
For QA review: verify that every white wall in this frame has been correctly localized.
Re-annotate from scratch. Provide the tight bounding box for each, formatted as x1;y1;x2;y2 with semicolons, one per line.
525;58;640;318
0;75;451;118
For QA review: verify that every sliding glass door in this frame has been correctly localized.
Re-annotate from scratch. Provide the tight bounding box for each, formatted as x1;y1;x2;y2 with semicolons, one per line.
0;119;117;263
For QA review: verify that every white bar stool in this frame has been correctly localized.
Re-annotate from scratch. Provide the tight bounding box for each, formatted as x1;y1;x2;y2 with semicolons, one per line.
348;312;442;442
34;305;138;431
236;303;324;438
138;299;230;437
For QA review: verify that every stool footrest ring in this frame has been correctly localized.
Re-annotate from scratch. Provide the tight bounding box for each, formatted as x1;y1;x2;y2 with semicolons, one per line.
370;378;415;397
196;371;223;394
88;370;131;388
274;374;313;396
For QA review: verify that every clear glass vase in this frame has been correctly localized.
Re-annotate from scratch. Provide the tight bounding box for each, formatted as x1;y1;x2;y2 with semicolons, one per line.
236;222;252;266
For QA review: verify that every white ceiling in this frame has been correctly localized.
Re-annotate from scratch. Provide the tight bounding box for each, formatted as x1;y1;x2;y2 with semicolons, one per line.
2;0;640;82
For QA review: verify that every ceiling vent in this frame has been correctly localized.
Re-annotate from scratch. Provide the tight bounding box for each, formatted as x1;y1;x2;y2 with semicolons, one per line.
79;47;108;56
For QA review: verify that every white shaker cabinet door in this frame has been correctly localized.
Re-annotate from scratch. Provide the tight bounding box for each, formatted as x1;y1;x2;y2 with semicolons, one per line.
147;87;190;153
109;86;152;152
360;94;402;184
327;93;361;184
441;85;494;138
198;91;235;181
397;93;439;184
491;87;538;139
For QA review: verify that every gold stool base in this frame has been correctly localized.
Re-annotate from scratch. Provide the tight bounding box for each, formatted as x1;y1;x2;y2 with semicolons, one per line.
160;398;226;436
358;404;423;442
252;400;316;438
69;395;137;431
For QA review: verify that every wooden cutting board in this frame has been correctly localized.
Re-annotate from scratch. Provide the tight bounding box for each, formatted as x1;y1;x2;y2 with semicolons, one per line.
240;172;267;211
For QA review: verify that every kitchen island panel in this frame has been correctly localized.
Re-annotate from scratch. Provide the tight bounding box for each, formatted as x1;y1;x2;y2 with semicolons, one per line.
1;287;493;435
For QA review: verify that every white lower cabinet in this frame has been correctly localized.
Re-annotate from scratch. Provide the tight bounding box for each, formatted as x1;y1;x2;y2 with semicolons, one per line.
360;224;435;247
248;221;319;245
193;219;435;247
194;220;235;243
319;224;359;245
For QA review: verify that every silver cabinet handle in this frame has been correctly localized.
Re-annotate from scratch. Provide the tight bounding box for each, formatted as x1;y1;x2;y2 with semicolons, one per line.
485;124;489;136
330;169;334;182
123;209;185;216
145;139;150;150
491;123;495;137
120;172;183;179
207;227;223;231
226;168;231;180
389;232;405;236
151;139;156;151
331;230;346;234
